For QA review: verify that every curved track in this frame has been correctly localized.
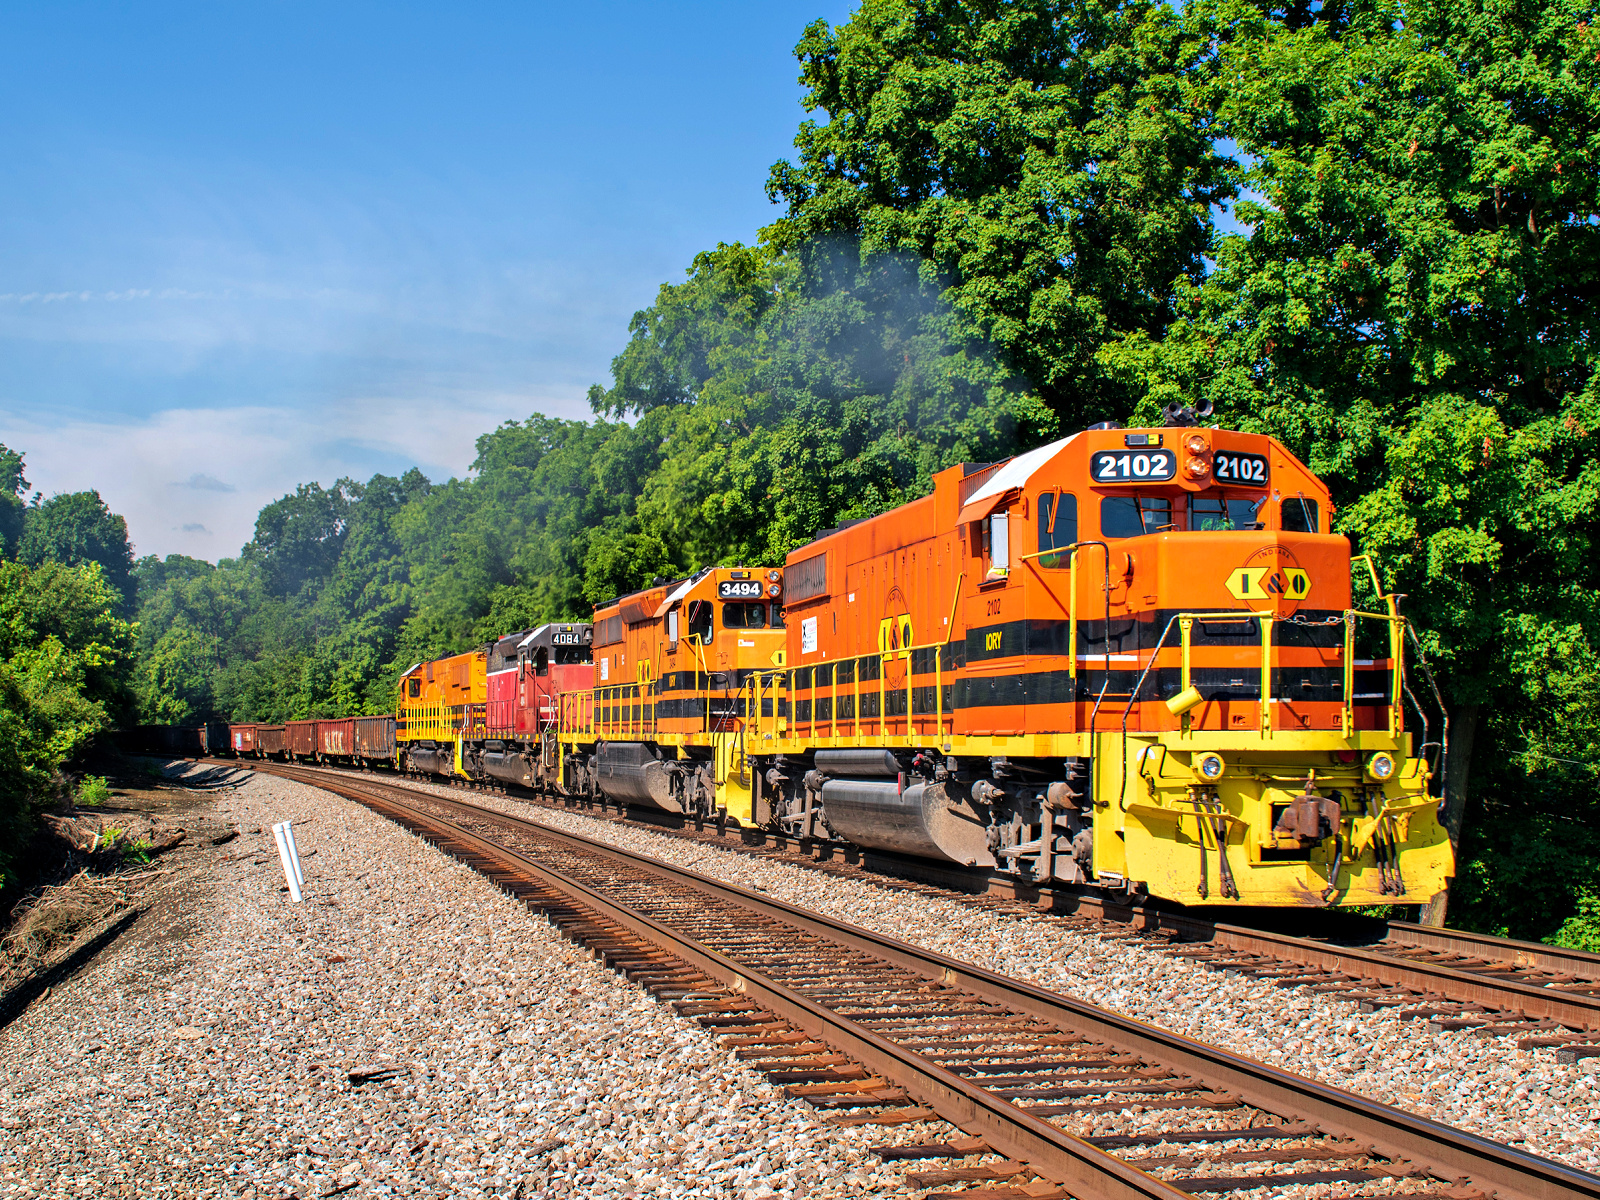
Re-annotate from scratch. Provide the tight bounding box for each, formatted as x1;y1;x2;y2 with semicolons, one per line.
217;754;1600;1045
239;759;1600;1200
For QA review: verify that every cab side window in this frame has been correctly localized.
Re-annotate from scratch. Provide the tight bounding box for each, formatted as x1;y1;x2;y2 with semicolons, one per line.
1281;497;1321;533
534;647;549;677
686;599;713;643
982;510;1011;578
1037;492;1077;566
407;677;421;698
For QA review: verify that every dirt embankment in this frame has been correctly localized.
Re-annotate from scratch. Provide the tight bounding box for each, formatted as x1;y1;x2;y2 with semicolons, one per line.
1;758;246;1018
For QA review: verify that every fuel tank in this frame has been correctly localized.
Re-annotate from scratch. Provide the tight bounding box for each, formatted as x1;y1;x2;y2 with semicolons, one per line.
479;750;534;788
818;778;993;866
405;743;455;777
593;742;683;813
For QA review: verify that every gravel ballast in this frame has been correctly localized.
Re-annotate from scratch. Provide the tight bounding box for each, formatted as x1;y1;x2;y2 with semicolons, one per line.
0;766;944;1199
397;778;1600;1173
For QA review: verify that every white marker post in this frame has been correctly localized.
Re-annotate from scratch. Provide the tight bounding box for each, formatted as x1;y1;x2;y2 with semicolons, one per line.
272;821;304;903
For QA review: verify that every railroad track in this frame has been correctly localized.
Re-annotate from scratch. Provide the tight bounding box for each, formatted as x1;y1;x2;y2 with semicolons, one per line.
206;755;1600;1051
238;759;1600;1200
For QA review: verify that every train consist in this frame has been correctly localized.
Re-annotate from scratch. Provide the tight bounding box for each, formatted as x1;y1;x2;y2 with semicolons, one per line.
173;417;1454;909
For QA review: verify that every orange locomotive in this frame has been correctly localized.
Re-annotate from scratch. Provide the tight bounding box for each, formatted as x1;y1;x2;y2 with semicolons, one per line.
557;568;785;819
746;416;1452;907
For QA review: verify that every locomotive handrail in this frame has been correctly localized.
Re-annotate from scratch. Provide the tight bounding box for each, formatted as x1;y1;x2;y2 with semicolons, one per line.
1118;609;1274;812
1021;540;1112;702
1116;606;1412;811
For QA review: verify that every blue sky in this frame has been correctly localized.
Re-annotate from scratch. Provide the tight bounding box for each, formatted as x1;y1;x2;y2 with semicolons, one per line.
0;1;852;560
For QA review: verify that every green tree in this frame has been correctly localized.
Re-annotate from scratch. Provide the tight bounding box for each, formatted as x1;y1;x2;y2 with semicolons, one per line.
18;490;136;610
1097;0;1600;929
0;559;135;889
246;481;354;599
765;0;1234;428
0;444;28;559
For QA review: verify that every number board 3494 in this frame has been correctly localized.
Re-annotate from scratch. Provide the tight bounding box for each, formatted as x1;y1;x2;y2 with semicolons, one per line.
717;580;765;599
1090;449;1177;483
1213;451;1270;486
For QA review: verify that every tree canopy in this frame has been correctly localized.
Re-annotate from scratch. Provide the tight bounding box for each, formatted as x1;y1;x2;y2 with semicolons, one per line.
17;489;137;612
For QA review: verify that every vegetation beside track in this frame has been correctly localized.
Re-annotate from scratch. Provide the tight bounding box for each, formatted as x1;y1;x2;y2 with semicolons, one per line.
3;0;1598;940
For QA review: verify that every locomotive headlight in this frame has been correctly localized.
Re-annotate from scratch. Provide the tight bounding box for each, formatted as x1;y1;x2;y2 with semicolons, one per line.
1197;753;1226;780
768;583;782;597
1185;433;1209;456
767;570;780;583
1367;751;1397;781
1186;456;1211;480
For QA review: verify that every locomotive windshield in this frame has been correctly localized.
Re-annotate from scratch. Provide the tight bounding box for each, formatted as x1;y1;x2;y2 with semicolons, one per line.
1099;492;1276;537
1190;493;1268;531
722;602;767;628
1101;495;1172;537
553;644;592;665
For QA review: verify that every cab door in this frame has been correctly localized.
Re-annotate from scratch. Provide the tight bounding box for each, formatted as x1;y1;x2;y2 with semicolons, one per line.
957;508;1027;736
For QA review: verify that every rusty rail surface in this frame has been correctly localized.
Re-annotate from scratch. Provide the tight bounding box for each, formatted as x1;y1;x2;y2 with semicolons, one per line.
207;754;1600;1037
237;759;1600;1200
201;754;1600;1039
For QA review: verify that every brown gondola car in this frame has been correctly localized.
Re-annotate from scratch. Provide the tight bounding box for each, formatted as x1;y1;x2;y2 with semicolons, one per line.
315;717;356;761
198;720;230;755
230;723;260;757
257;725;288;760
286;719;317;761
354;715;395;765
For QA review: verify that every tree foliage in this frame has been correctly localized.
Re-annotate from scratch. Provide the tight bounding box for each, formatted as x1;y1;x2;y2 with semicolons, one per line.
17;490;136;611
0;443;28;559
0;558;135;889
1093;0;1600;933
766;0;1234;427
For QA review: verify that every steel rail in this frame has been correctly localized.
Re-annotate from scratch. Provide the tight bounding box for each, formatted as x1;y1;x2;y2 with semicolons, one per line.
246;760;1600;1200
1384;921;1600;976
207;756;1600;1026
301;771;1190;1200
1172;923;1600;1028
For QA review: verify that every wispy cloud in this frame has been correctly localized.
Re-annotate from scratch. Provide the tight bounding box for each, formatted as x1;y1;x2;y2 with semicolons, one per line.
0;389;585;560
0;289;228;303
173;472;236;493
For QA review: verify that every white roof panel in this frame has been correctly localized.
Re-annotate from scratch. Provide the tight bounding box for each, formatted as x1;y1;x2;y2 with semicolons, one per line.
956;432;1080;522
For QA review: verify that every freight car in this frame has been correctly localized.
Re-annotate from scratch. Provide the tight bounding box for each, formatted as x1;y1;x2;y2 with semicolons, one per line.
197;720;231;756
256;725;288;760
116;725;203;757
354;715;395;766
314;717;356;763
